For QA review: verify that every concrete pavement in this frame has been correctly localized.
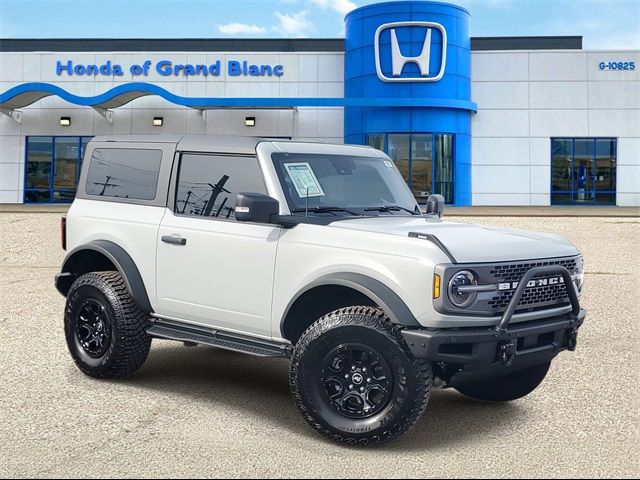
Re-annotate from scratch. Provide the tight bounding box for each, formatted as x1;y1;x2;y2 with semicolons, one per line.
0;213;638;478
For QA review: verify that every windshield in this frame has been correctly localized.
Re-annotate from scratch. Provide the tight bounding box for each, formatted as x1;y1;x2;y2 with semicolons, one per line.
271;152;419;216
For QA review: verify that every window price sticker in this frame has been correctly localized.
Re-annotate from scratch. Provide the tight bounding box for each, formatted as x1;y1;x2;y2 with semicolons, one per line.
284;162;325;198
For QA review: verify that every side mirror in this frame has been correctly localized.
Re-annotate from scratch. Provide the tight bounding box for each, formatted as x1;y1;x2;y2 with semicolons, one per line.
235;193;280;224
426;194;445;218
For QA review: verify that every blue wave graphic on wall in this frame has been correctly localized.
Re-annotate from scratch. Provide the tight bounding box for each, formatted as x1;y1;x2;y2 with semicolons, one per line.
0;82;477;110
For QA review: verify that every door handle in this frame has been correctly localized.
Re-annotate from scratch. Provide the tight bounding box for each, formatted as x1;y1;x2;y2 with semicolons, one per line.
161;235;187;246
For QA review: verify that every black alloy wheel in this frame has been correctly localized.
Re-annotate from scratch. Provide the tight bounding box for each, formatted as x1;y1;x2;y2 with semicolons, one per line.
75;298;113;358
321;343;393;419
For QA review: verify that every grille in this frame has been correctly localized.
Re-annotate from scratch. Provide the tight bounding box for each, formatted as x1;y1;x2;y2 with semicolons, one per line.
487;257;582;313
489;258;579;282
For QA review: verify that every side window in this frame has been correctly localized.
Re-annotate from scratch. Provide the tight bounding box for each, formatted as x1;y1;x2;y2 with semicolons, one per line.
85;148;162;200
175;153;267;219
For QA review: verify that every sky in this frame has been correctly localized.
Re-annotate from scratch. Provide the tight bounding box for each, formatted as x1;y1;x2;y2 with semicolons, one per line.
0;0;638;50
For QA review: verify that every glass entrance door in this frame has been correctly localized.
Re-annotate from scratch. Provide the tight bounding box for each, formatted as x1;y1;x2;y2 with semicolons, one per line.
366;132;455;204
551;138;616;205
573;139;594;204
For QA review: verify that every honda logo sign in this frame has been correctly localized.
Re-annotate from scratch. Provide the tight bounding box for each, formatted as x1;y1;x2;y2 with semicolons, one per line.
374;21;447;82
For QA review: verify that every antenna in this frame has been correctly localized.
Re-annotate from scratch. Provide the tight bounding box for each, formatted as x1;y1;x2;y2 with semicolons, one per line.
305;187;309;219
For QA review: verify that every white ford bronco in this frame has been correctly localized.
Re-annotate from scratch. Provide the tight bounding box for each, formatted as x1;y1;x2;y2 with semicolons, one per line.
56;135;586;445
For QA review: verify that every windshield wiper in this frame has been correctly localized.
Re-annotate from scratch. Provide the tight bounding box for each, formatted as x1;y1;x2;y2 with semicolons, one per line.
291;206;362;216
365;205;420;215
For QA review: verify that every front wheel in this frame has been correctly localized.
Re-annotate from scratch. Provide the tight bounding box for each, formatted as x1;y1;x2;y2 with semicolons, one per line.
455;362;551;402
290;306;431;445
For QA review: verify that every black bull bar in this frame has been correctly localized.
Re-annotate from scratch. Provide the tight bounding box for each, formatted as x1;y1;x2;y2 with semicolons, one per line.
402;265;585;369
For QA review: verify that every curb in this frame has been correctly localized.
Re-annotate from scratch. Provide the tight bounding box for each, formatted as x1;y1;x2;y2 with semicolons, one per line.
1;204;638;218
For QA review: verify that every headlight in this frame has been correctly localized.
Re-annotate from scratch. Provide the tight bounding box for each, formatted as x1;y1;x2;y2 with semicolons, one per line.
447;270;478;308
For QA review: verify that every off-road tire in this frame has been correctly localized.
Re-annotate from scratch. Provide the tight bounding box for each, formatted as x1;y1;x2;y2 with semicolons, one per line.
455;361;551;402
64;271;151;379
290;306;431;446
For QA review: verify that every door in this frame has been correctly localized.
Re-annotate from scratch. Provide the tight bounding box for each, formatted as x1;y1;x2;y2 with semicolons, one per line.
551;138;617;205
156;152;280;338
594;139;617;204
573;139;595;204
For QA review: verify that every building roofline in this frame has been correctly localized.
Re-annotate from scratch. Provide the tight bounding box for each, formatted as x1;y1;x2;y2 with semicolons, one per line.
0;36;582;52
471;36;582;51
0;38;346;53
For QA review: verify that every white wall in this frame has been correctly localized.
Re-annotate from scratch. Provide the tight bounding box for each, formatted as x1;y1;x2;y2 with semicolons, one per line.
2;48;640;206
471;50;640;206
0;51;345;203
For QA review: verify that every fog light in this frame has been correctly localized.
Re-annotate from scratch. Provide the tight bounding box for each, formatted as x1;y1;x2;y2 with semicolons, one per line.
59;116;71;126
245;117;256;127
153;117;164;127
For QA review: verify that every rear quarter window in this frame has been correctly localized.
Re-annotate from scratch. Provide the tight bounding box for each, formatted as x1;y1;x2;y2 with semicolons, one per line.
85;148;162;200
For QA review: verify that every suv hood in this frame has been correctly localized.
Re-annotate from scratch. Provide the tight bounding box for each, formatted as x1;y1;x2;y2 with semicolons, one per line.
329;216;579;263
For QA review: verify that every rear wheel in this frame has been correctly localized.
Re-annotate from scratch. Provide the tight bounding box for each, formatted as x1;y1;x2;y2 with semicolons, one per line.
290;306;431;445
455;362;551;402
64;271;151;379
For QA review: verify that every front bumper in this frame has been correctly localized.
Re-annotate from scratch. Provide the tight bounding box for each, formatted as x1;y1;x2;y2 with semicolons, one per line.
401;265;586;386
403;309;585;364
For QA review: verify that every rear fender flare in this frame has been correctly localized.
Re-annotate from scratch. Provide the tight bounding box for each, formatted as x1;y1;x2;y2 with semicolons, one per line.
56;240;152;313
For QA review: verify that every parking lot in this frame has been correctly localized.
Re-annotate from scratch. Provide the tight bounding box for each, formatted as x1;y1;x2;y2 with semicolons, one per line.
0;212;638;478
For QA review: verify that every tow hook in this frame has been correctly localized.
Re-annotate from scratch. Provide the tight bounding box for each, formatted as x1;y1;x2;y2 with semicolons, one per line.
498;341;516;367
567;328;579;352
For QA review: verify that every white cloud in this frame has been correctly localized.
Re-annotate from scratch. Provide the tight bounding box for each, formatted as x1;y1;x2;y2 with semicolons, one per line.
312;0;357;15
274;10;313;37
546;10;640;50
218;8;315;38
218;23;267;36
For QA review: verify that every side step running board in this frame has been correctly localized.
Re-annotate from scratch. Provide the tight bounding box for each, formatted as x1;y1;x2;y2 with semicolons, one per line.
147;320;292;358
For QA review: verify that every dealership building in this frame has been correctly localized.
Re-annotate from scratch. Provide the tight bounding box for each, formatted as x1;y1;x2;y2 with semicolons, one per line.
0;0;638;206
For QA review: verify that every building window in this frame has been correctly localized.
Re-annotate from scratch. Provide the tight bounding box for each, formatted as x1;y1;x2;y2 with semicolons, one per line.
24;136;93;203
551;138;616;205
366;133;454;204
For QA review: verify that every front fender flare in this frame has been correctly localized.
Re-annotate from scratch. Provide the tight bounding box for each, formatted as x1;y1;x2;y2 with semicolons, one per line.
280;272;421;334
55;240;153;313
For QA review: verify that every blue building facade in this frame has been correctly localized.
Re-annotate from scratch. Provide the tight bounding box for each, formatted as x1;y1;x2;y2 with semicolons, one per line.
344;1;476;205
1;2;635;207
